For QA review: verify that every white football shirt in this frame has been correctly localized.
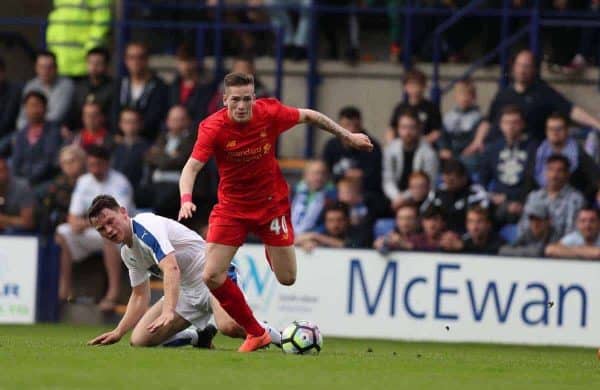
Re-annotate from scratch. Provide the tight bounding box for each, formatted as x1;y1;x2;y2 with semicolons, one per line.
121;213;206;289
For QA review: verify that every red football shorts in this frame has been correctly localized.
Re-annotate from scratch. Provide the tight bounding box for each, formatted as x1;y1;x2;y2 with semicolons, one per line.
207;200;294;247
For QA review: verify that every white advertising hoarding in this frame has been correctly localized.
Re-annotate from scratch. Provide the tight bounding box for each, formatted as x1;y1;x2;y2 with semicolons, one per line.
0;236;38;324
233;245;600;348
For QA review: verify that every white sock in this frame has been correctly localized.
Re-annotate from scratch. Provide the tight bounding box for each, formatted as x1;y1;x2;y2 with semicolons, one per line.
161;328;198;347
260;321;282;346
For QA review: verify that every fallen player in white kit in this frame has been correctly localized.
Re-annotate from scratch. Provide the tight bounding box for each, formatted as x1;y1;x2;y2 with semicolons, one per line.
86;194;281;348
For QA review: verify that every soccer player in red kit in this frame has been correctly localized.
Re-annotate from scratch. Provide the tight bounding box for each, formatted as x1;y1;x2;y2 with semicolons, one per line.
178;73;373;352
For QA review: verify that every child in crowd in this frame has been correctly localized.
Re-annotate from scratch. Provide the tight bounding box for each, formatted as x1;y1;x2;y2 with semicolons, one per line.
439;79;483;174
291;160;337;234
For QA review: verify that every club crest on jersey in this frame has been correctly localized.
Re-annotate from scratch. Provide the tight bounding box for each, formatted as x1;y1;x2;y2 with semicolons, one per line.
263;143;272;153
226;140;237;149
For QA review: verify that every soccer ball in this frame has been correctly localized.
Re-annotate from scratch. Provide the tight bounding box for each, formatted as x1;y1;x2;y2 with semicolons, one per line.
281;320;323;355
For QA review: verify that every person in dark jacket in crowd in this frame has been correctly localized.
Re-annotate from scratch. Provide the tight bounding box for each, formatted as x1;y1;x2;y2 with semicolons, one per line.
479;105;537;225
421;159;489;233
12;91;62;189
322;106;383;199
70;47;113;130
168;44;217;124
111;42;168;140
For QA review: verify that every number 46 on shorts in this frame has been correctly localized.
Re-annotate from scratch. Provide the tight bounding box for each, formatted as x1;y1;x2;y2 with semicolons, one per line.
269;216;288;235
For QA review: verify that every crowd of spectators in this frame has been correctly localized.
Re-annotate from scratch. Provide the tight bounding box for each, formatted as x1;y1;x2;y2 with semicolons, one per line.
1;41;600;309
290;49;600;261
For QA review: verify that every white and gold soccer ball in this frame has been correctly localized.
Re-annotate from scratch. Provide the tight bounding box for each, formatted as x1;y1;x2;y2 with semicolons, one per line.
281;320;323;355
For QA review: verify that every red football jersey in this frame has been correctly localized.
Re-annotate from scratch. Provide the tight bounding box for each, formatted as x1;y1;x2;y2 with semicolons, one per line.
191;98;300;217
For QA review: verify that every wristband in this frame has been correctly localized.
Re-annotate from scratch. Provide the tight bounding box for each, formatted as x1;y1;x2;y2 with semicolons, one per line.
180;193;193;204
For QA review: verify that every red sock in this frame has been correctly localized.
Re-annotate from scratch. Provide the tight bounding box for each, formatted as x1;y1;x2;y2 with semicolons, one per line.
210;277;264;337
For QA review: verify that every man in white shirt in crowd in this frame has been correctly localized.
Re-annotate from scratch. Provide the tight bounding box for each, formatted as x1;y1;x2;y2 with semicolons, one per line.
546;207;600;260
55;145;135;311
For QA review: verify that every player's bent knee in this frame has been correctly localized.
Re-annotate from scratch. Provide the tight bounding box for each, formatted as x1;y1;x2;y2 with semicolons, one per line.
130;331;156;347
202;269;226;289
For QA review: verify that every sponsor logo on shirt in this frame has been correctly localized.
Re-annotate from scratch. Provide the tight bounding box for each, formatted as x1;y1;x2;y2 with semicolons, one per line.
225;142;272;162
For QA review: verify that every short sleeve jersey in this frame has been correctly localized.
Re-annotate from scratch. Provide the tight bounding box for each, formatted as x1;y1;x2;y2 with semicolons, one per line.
121;213;206;289
191;98;300;214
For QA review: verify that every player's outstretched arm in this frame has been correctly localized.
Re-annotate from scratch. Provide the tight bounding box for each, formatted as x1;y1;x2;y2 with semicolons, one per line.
298;109;374;152
178;158;205;220
147;253;181;333
88;281;150;346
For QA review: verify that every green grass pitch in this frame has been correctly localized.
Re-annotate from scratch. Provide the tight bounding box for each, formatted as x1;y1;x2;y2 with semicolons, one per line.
1;324;600;389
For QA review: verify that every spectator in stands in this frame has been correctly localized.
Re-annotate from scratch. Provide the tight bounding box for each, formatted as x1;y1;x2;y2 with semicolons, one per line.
12;91;62;189
144;105;197;217
39;145;86;235
391;171;434;212
422;159;489;233
112;42;168;140
545;207;600;260
439;79;483;174
265;0;310;61
70;48;113;130
336;177;375;244
388;69;442;145
373;204;424;253
534;112;599;199
168;44;217;124
480;49;600;143
0;56;22;156
499;203;561;257
112;108;150;197
383;109;439;211
480;105;537;225
295;202;368;251
322;106;383;198
16;51;74;129
73;102;111;150
45;0;111;78
417;205;450;252
0;156;35;233
55;145;134;310
291;160;336;234
442;206;504;254
519;154;585;239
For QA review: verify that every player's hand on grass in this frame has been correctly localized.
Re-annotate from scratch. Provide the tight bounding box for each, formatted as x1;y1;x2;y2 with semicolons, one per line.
178;202;197;221
344;133;374;152
148;310;176;333
88;329;123;346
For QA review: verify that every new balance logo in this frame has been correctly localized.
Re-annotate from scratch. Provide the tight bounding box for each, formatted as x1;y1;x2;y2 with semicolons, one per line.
226;140;237;149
